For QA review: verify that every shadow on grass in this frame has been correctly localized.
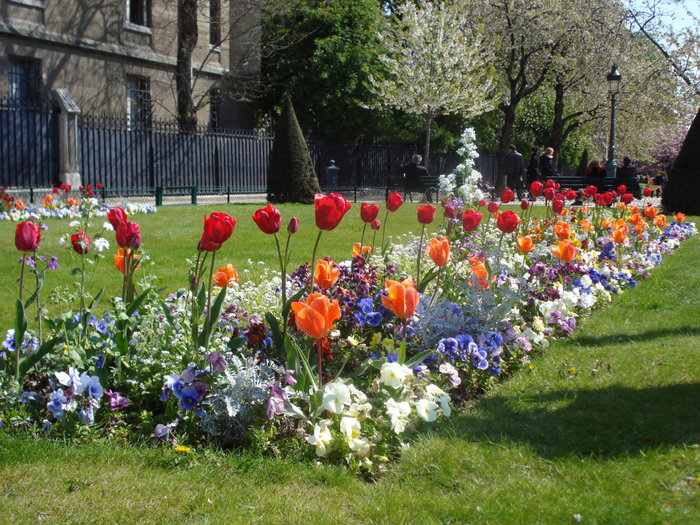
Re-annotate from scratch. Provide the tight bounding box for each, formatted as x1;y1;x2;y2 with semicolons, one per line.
442;382;700;459
570;326;700;348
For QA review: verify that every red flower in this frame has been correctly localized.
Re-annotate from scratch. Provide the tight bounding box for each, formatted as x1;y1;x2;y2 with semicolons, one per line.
371;219;381;230
544;188;555;201
552;198;564;214
15;221;41;252
530;181;543;197
584;185;598;197
501;188;514;203
643;187;652;197
52;187;60;194
417;204;436;224
565;189;578;201
600;192;614;206
287;217;299;234
315;193;351;231
386;191;403;212
252;204;281;234
487;202;499;214
96;183;103;189
443;204;456;219
496;210;519;233
199;232;220;252
79;185;84;191
360;202;380;223
617;184;627;194
478;199;486;207
520;199;530;210
203;212;236;244
545;179;555;188
462;209;483;231
71;231;91;255
116;221;141;249
622;193;634;205
107;207;127;230
86;184;92;191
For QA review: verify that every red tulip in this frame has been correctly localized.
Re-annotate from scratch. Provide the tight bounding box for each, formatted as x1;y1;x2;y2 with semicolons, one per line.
622;193;634;205
600;192;614;206
496;210;519;233
545;179;555;188
386;191;403;212
107;207;127;230
462;209;483;231
520;199;530;210
15;221;41;252
71;231;91;255
199;232;220;252
52;187;60;194
584;185;598;197
360;202;380;223
252;204;281;234
478;199;486;207
643;187;652;197
116;221;141;249
371;219;381;230
565;189;578;201
315;193;352;231
203;212;236;244
617;185;627;194
96;183;103;189
417;204;436;224
544;188;555;201
487;202;499;214
530;181;544;197
501;188;514;203
552;199;564;215
287;217;299;234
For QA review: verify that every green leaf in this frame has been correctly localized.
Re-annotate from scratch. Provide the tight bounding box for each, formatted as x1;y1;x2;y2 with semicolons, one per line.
126;287;152;317
417;267;439;293
281;287;306;323
288;337;318;393
14;299;27;379
198;285;228;348
18;336;64;379
158;297;175;326
227;336;246;352
397;337;406;365
265;312;283;352
405;349;438;368
196;282;207;313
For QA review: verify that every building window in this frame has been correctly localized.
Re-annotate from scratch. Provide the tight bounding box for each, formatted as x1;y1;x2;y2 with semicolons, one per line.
210;0;222;47
127;0;150;28
127;76;151;128
8;57;41;104
209;89;222;131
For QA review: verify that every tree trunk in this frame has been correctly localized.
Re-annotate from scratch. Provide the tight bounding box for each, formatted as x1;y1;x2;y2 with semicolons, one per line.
550;82;565;170
497;104;516;192
177;0;198;131
423;114;432;173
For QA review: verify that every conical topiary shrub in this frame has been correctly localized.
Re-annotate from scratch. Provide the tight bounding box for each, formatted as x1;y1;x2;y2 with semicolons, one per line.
662;108;700;214
266;96;320;204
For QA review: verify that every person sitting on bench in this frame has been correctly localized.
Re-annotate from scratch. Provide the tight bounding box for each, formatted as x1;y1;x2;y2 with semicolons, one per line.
401;154;432;202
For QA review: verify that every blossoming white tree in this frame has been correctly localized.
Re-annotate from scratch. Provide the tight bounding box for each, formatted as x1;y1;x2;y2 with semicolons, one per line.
370;1;499;170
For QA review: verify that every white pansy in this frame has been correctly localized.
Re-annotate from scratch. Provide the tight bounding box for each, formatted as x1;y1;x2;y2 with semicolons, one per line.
533;317;545;332
306;419;333;457
321;382;351;414
426;384;451;417
379;362;412;389
385;398;411;434
94;238;110;252
103;222;114;231
339;416;361;442
579;275;593;288
69;220;81;228
415;398;439;422
347;383;367;404
349;437;371;458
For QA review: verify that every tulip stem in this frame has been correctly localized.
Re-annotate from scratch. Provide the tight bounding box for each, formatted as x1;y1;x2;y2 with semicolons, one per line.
359;223;367;252
309;230;323;295
205;249;217;351
316;338;323;388
191;251;202;352
18;254;26;304
35;252;42;344
381;209;390;256
274;233;287;321
80;251;86;314
415;224;425;286
369;227;378;265
430;266;442;306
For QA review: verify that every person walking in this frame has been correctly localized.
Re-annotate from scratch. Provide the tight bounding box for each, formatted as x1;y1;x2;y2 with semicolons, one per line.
526;147;540;185
539;147;559;179
504;144;525;200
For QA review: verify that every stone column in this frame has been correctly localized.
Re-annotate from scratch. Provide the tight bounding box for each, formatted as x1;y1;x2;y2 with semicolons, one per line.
51;89;81;187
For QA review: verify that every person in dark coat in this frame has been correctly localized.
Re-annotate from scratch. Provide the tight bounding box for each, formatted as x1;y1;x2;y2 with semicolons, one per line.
401;154;431;202
585;158;606;177
539;147;559;179
526;147;540;185
504;144;525;199
616;156;638;179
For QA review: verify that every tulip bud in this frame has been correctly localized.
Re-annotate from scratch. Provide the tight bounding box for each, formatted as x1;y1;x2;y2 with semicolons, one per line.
487;202;499;214
371;219;381;230
478;199;486;207
520;199;530;210
287;216;299;234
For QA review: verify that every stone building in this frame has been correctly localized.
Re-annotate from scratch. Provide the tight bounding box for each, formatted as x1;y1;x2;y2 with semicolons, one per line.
0;0;259;129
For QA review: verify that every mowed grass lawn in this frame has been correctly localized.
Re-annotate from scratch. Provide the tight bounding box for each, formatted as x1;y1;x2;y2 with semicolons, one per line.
0;208;698;524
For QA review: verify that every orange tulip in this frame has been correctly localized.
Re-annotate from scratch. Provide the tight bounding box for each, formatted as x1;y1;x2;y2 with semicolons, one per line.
551;240;579;263
43;194;53;207
643;205;657;218
381;279;419;319
616;201;626;211
628;213;641;226
515;235;535;254
629;205;639;214
554;221;571;240
114;248;141;274
674;212;685;223
468;262;491;290
291;293;341;339
601;218;612;229
213;264;238;287
653;214;666;228
579;219;593;232
352;243;372;258
612;229;627;244
314;259;339;289
612;219;629;235
15;199;25;210
426;237;450;267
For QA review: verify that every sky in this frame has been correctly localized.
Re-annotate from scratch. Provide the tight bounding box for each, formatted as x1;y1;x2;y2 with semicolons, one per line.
626;0;700;32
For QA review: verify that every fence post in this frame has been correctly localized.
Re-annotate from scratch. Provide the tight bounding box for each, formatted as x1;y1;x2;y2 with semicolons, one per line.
191;186;197;205
51;89;81;188
155;186;163;207
29;187;34;204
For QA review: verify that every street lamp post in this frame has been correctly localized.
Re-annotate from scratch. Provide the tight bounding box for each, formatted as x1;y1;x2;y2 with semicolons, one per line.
604;65;621;177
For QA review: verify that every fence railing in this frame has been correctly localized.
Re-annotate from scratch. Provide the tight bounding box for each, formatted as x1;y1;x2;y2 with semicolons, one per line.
1;103;543;195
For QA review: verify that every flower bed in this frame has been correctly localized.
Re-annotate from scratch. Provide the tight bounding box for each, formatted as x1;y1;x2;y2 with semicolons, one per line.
1;134;696;475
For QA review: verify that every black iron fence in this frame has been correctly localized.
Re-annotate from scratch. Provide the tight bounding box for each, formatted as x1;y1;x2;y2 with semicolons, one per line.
1;102;511;195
